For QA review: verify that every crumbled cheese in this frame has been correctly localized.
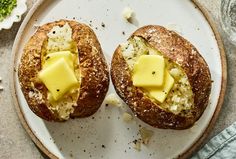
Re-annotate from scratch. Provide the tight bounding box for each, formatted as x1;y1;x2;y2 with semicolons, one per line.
170;105;178;112
28;90;43;103
169;68;181;78
133;139;141;151
47;23;75;53
122;7;134;21
104;93;122;107
121;36;194;115
122;112;133;122
48;89;79;120
139;127;154;145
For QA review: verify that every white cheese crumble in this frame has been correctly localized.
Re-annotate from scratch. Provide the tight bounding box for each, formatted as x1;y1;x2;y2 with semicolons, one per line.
139;127;154;145
121;37;194;115
122;112;133;122
104;93;122;107
122;7;134;21
47;23;74;53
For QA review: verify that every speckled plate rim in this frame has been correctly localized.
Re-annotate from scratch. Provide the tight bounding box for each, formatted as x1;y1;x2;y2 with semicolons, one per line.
10;0;227;159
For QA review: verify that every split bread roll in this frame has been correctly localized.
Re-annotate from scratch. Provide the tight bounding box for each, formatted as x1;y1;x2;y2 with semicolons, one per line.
18;20;109;121
111;25;211;129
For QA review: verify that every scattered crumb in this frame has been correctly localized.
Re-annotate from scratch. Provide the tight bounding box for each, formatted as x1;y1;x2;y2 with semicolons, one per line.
122;31;125;35
122;7;134;21
0;86;4;91
0;77;2;81
133;139;141;151
102;144;106;148
104;93;122;107
33;24;40;29
101;22;105;28
139;127;154;145
122;112;133;122
70;153;73;157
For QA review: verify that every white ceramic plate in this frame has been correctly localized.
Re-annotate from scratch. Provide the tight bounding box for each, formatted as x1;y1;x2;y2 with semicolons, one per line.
0;0;27;30
11;0;227;158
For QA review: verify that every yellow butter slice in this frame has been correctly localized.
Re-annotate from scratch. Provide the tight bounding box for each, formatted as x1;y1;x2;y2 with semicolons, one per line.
39;58;78;101
133;55;165;87
145;70;174;103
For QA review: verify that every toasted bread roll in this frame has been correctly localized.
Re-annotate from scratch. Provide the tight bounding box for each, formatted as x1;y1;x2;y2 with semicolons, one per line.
18;20;109;121
111;25;211;129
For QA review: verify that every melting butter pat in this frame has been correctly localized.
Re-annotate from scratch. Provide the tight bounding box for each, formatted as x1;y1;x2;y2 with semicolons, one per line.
145;70;174;103
133;55;165;87
43;51;74;69
39;58;78;101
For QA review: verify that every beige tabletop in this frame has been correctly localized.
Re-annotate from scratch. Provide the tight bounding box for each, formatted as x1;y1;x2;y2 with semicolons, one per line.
0;0;235;158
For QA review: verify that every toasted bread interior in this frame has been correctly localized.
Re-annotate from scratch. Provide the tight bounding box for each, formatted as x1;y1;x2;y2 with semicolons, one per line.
121;37;194;115
40;23;81;120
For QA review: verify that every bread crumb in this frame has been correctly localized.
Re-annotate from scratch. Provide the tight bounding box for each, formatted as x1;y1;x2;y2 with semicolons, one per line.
123;112;133;122
122;7;134;21
133;139;141;151
0;86;3;91
104;93;122;107
33;24;40;29
0;77;2;82
139;127;154;145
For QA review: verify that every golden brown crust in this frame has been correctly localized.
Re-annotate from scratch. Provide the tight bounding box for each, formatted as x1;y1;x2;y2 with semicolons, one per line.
111;25;211;129
18;20;109;121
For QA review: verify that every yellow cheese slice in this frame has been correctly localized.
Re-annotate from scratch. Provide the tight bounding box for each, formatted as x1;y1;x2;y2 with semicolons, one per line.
133;55;165;87
38;58;78;101
145;70;174;103
43;51;74;69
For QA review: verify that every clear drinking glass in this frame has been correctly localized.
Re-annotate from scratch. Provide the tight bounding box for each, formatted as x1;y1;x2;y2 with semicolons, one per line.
221;0;236;43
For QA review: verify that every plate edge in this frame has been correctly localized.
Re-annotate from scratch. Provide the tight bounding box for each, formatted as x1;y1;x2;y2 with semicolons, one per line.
179;0;227;158
9;0;58;158
9;0;227;159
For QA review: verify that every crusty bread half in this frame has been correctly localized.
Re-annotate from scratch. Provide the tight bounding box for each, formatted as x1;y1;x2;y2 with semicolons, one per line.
18;20;109;121
111;25;211;129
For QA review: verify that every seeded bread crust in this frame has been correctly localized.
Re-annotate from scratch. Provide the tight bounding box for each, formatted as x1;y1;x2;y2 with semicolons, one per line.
18;20;109;121
111;25;211;129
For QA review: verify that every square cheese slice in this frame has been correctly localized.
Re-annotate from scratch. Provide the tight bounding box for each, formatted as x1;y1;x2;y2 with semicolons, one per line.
43;51;74;69
133;55;165;87
145;70;174;103
39;58;78;101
